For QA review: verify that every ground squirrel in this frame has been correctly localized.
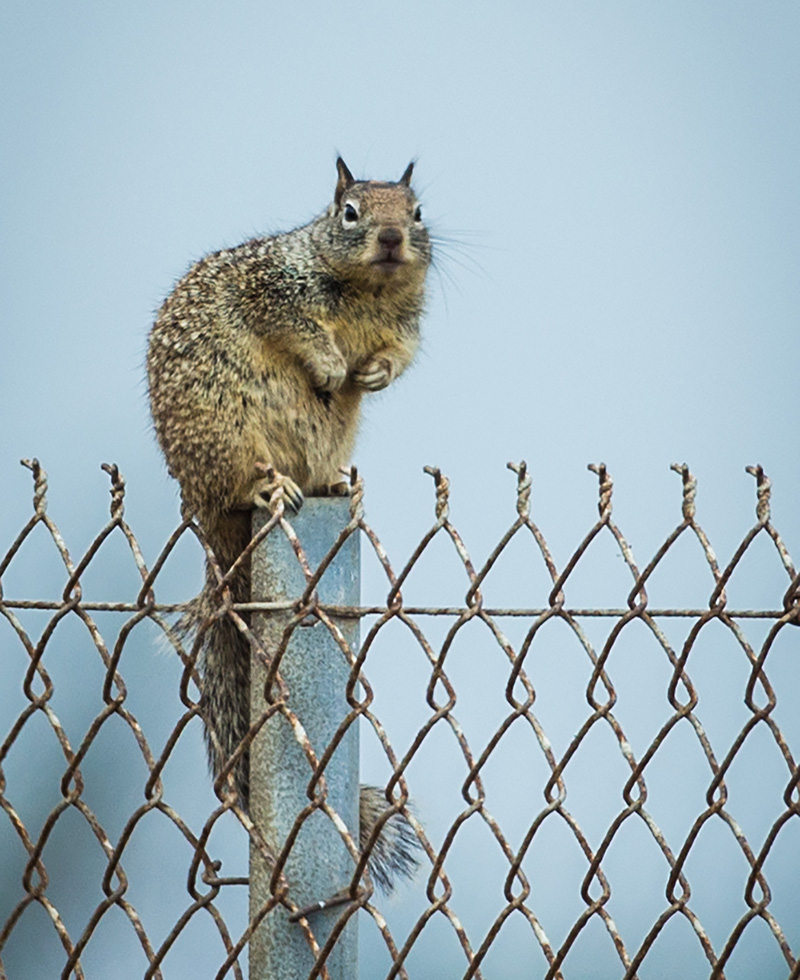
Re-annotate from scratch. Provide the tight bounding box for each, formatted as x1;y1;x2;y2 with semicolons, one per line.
147;158;431;891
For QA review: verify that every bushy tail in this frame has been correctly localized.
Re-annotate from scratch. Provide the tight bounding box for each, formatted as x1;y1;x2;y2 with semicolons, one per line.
177;510;253;807
358;785;420;893
183;511;421;891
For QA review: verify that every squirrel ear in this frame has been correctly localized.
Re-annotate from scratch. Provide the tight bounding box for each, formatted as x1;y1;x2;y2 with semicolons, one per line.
399;161;414;186
335;157;355;205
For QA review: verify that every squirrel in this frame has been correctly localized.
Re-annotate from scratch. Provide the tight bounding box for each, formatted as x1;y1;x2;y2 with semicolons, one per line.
146;158;431;892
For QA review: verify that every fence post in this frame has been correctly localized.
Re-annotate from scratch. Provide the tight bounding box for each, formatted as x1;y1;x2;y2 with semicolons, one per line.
248;496;360;980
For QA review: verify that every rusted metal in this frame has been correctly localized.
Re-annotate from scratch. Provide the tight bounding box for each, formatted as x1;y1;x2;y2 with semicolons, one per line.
0;459;798;979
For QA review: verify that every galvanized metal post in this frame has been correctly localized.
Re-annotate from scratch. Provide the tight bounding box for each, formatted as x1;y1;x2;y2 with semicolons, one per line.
249;497;359;980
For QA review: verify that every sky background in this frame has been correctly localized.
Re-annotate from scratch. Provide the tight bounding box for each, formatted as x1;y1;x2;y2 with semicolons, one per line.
1;2;799;978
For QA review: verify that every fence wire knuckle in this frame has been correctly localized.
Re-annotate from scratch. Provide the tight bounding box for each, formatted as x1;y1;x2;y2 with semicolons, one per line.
1;459;799;978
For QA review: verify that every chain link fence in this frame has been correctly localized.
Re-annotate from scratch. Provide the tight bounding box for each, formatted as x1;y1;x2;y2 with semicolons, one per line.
1;459;798;979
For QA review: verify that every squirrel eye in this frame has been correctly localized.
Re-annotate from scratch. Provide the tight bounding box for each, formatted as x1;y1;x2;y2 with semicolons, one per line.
343;202;359;225
413;205;423;222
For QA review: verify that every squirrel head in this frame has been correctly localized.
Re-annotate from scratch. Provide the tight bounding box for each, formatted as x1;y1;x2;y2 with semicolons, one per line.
314;158;431;291
333;157;414;206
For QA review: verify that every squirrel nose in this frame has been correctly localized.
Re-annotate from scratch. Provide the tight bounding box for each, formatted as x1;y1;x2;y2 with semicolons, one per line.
378;227;404;248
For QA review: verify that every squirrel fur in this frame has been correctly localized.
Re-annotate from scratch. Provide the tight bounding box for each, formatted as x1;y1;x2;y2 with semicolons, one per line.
146;158;431;891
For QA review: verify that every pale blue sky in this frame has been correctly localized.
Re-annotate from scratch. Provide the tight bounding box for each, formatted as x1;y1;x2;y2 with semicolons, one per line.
1;3;799;978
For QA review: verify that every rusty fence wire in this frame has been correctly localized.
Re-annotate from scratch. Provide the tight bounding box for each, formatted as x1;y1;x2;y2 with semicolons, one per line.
1;459;799;979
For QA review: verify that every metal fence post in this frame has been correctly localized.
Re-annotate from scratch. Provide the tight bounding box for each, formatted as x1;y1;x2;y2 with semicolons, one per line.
248;496;359;980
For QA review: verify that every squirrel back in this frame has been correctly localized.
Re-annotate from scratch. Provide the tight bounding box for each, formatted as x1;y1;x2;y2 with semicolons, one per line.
146;158;431;892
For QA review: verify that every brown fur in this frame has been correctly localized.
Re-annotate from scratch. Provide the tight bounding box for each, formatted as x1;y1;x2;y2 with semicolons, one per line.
147;159;430;890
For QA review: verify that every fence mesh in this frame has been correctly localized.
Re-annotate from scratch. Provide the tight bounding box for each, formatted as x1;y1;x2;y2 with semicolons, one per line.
1;459;798;980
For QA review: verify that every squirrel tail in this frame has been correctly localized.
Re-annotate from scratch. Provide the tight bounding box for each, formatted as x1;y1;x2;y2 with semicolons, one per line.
358;785;420;893
180;512;421;893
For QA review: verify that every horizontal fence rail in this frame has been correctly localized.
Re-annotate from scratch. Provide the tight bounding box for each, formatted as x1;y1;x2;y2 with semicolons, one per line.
0;459;798;979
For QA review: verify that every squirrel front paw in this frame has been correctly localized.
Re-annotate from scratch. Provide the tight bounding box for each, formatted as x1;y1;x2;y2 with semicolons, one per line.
352;356;393;391
241;464;304;513
305;348;348;393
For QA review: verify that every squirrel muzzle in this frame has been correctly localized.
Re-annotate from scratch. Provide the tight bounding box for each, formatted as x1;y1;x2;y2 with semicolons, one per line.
370;226;408;272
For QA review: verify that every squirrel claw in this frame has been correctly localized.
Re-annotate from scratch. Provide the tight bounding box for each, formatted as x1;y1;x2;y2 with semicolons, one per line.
281;480;305;513
352;357;392;391
271;473;304;513
327;480;350;497
250;466;304;513
306;351;347;393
